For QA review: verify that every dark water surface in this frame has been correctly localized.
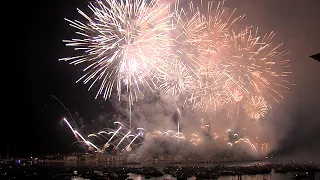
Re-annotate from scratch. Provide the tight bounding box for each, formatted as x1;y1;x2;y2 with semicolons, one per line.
1;161;319;180
126;161;320;180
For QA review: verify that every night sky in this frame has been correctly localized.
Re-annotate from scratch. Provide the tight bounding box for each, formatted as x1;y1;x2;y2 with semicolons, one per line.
3;0;112;157
2;0;320;158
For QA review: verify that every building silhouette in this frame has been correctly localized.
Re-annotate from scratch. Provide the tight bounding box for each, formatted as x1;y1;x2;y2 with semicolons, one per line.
310;53;320;62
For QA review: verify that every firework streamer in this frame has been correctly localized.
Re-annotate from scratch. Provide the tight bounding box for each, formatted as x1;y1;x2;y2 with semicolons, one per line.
125;133;141;152
115;130;132;149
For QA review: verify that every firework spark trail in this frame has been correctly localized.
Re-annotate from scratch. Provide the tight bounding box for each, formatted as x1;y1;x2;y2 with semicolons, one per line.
152;129;185;140
51;95;80;129
63;117;77;136
74;131;102;152
150;126;268;152
63;117;145;153
64;115;268;154
125;133;141;151
104;126;122;149
137;127;145;131
63;117;103;152
88;133;103;142
115;130;132;149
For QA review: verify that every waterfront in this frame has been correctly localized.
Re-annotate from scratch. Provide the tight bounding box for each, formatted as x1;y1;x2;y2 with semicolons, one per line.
1;160;320;180
127;173;298;180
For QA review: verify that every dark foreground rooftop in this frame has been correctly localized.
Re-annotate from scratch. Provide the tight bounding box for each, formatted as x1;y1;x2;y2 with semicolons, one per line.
311;53;320;62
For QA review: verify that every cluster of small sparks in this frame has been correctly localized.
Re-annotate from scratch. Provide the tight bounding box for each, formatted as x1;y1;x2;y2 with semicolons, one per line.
61;0;291;121
244;95;269;120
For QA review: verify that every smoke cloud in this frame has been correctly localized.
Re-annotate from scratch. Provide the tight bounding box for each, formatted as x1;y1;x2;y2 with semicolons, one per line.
65;0;320;161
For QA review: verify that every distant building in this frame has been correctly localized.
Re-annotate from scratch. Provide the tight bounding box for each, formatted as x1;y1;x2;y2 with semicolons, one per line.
40;153;64;160
138;154;153;162
155;155;183;162
63;155;78;161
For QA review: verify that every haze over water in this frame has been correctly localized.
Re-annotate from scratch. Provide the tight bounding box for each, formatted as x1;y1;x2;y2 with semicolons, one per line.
65;161;320;180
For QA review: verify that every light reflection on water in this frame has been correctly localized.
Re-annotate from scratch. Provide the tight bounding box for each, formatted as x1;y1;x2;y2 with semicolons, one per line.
126;161;320;180
59;161;320;180
217;173;289;180
127;172;319;180
128;173;180;180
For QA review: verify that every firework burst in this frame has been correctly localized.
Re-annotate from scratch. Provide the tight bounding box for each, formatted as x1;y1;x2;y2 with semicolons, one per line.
220;28;291;103
60;0;292;132
60;0;173;104
156;57;196;101
244;95;268;120
165;0;248;111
